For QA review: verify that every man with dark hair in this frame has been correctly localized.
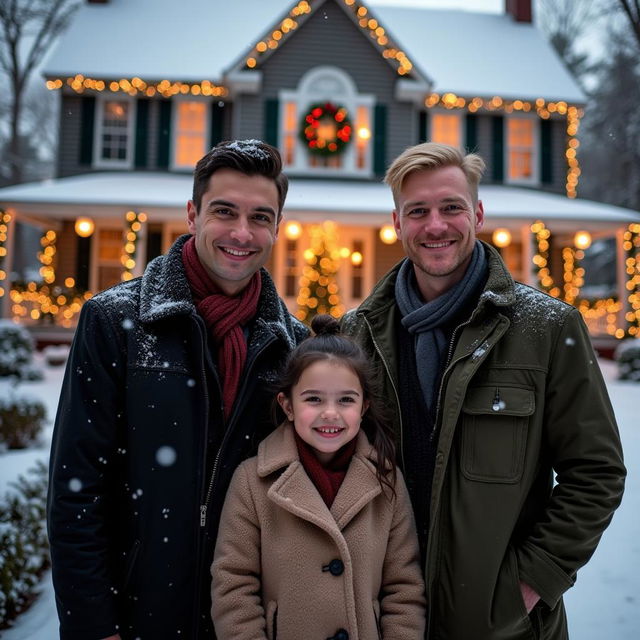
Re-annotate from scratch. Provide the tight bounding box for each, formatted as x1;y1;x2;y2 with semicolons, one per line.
48;140;308;640
343;142;625;640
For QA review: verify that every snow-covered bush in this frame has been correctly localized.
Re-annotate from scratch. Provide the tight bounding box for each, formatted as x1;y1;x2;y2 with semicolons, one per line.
0;461;49;628
0;393;46;450
42;344;70;367
614;338;640;381
0;321;42;381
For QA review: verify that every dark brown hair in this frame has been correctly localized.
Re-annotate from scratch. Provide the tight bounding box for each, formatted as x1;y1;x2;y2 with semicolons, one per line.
274;314;397;496
191;139;289;218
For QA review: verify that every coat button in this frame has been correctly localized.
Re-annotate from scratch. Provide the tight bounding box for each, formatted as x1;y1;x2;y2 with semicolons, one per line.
325;559;344;576
328;630;349;640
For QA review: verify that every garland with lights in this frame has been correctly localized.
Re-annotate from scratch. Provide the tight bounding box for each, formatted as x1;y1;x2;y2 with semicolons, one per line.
0;210;10;301
299;102;352;156
623;223;640;337
121;211;147;281
296;221;344;323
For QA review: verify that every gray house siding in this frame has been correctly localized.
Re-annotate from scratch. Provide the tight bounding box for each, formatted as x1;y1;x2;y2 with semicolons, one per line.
58;94;86;178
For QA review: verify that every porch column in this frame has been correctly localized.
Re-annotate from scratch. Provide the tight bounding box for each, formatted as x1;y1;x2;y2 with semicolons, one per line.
520;223;534;286
616;227;628;334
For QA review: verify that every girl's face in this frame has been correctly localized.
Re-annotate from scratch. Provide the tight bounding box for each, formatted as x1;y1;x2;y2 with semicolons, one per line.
278;359;369;464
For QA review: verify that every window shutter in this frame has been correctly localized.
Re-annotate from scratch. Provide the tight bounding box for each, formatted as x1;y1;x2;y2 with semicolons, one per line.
491;115;504;182
79;96;96;165
373;104;387;177
157;100;172;169
465;113;478;152
135;99;149;168
418;111;428;143
540;119;553;184
264;99;279;147
210;102;224;148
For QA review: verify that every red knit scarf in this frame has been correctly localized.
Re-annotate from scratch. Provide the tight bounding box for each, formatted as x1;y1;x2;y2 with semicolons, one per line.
182;236;261;420
294;431;357;508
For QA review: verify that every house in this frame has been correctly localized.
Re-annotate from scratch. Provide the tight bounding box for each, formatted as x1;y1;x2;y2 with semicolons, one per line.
0;0;639;339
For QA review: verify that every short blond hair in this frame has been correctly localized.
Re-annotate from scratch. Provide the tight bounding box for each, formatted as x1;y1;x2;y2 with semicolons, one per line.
384;142;486;206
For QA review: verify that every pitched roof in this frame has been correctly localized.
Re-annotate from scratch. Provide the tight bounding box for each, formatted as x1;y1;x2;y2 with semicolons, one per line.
43;0;585;103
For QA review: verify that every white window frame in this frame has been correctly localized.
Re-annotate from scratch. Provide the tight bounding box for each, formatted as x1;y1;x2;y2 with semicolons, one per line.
505;114;539;186
93;94;136;169
170;97;211;172
429;110;464;148
279;66;375;178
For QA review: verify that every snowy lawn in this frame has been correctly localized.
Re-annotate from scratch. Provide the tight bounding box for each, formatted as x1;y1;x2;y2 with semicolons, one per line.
0;356;638;639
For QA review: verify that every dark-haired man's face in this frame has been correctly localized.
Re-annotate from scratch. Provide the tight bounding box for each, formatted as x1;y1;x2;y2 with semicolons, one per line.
186;168;280;295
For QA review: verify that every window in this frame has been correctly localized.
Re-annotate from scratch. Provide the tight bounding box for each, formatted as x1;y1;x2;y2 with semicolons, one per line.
173;100;208;170
506;116;538;184
95;97;134;168
279;66;374;177
430;112;462;148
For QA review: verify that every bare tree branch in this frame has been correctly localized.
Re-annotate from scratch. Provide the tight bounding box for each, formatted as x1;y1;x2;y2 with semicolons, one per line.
617;0;640;47
0;0;79;183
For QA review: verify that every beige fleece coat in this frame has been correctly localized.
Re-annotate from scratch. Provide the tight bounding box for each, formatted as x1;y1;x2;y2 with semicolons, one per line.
211;423;426;640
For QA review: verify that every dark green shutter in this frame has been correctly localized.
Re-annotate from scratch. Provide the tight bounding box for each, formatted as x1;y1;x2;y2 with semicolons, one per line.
418;111;427;143
79;96;96;165
491;116;504;182
540;119;553;184
157;100;172;169
465;114;478;152
373;104;387;176
135;99;149;168
210;102;224;148
264;99;279;147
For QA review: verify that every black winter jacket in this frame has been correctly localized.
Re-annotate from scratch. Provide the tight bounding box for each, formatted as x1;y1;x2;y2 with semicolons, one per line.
47;234;308;640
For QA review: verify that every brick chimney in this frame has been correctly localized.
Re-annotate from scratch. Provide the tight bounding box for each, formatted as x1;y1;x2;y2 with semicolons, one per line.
505;0;532;23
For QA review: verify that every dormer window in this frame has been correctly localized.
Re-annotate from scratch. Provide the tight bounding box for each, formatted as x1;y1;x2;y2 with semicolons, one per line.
279;66;374;177
94;96;135;168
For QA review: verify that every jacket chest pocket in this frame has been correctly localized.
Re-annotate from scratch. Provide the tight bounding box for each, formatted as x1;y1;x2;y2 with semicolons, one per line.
460;385;534;483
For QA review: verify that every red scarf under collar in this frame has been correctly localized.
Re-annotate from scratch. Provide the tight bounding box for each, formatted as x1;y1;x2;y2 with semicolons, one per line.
182;236;261;420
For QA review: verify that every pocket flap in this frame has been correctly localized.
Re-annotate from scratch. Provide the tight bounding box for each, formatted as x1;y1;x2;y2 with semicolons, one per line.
463;385;535;417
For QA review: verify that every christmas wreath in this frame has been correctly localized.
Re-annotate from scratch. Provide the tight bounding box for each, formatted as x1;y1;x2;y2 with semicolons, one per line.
299;102;352;156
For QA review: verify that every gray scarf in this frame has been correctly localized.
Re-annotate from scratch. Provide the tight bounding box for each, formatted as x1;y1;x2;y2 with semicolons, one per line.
395;241;487;409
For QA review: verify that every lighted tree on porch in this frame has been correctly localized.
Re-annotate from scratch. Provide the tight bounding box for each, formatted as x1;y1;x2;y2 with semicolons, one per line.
296;221;344;324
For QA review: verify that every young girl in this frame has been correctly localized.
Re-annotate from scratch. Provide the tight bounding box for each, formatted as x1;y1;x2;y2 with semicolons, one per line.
211;315;426;640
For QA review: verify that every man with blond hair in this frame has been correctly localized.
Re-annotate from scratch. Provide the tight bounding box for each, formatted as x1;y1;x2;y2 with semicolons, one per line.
342;142;625;639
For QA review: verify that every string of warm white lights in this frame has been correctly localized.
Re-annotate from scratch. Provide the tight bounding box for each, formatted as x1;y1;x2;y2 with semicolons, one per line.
0;210;10;301
122;211;147;282
623;224;640;337
46;76;228;98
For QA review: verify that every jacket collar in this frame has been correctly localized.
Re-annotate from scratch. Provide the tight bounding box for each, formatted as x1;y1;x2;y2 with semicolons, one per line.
258;423;383;530
138;234;305;350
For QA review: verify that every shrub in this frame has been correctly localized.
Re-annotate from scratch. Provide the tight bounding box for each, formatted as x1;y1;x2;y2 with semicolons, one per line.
0;321;41;381
614;339;640;381
0;461;50;628
0;393;47;450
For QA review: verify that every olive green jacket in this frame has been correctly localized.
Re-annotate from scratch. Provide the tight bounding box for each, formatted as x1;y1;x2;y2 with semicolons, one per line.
342;242;625;640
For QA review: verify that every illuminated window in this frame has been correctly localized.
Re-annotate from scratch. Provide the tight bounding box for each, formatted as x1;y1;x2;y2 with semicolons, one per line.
280;66;374;177
95;97;134;167
173;101;208;170
430;113;461;147
507;116;538;184
284;238;299;297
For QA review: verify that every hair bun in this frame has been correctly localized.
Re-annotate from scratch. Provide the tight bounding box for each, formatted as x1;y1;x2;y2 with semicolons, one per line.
310;314;340;337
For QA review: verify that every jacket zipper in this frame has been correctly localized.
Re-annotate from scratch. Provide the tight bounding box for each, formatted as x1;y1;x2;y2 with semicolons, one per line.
200;335;276;528
362;314;406;472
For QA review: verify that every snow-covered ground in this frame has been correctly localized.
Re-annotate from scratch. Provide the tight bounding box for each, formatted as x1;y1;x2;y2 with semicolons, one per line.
0;356;638;639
